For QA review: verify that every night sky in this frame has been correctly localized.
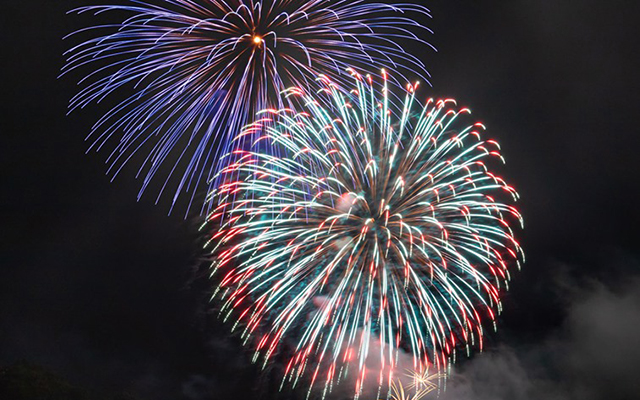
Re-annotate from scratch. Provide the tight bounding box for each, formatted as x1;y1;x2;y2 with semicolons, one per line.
3;1;640;400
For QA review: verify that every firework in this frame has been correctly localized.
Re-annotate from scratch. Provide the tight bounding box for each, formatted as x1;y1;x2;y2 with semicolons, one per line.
206;70;523;397
385;369;442;400
62;0;432;213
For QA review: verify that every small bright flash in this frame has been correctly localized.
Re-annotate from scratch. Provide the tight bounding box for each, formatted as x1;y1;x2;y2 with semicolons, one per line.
253;35;263;45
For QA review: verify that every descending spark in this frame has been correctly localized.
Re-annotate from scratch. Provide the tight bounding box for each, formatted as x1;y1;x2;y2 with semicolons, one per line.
62;0;433;213
206;69;523;397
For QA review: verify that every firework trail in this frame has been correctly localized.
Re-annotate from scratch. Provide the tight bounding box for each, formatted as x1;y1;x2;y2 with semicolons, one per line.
205;69;523;398
62;0;432;214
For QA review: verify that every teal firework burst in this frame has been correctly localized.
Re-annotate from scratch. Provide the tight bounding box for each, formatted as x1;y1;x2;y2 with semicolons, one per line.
206;70;523;398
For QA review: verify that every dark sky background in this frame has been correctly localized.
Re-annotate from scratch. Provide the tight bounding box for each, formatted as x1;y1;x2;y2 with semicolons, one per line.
2;1;640;399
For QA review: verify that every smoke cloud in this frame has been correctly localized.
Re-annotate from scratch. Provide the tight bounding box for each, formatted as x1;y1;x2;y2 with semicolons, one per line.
439;259;640;400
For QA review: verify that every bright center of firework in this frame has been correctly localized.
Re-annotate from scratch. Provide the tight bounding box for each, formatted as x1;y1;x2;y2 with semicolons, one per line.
252;35;263;45
337;191;397;242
